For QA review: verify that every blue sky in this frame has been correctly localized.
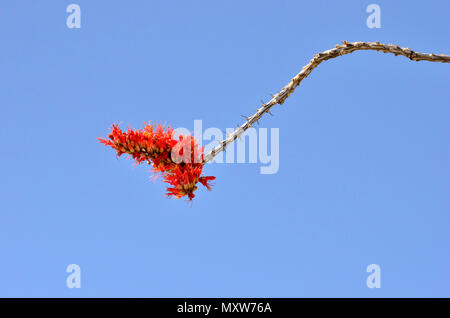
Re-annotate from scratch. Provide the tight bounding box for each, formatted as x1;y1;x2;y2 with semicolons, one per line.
0;0;449;297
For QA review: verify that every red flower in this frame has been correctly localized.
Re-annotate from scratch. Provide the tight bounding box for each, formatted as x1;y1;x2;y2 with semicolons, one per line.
163;164;215;200
99;123;215;201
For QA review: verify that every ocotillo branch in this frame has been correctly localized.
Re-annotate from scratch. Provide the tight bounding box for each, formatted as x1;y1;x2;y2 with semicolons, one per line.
202;41;450;163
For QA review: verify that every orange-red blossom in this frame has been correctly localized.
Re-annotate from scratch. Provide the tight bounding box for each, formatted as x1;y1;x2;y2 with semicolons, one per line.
99;123;215;201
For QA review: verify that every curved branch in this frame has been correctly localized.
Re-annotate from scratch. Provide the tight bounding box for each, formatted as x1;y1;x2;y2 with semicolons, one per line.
202;41;450;163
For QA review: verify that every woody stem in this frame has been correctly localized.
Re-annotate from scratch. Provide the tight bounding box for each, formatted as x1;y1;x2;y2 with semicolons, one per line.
202;41;450;163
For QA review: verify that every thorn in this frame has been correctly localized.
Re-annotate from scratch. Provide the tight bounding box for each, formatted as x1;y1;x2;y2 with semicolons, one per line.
240;115;250;122
266;110;273;116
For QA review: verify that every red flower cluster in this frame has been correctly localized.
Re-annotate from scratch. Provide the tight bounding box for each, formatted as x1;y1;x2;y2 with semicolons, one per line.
98;123;215;200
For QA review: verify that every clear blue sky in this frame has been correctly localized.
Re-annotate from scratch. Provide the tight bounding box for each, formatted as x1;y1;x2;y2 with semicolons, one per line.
1;0;449;297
